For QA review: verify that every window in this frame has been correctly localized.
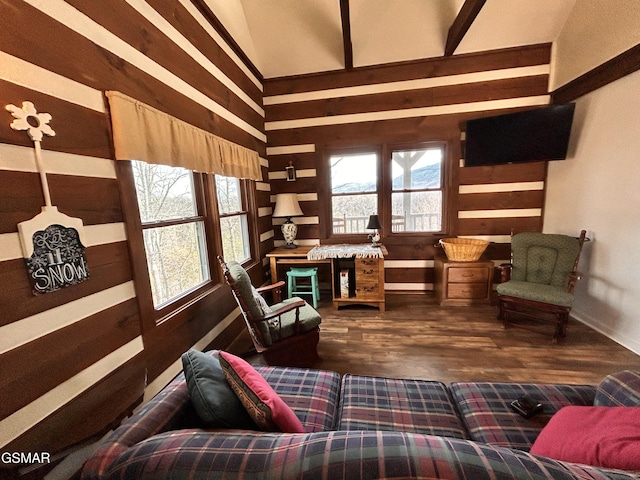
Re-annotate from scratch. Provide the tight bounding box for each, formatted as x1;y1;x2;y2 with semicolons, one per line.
215;175;250;263
330;151;378;234
132;161;210;308
391;145;445;232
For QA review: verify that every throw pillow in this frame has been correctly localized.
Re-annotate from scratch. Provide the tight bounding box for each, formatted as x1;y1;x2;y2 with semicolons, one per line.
218;351;306;433
530;406;640;470
181;349;258;429
251;286;271;316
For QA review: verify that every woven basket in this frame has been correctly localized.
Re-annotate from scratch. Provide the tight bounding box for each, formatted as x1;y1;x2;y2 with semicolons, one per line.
439;238;490;262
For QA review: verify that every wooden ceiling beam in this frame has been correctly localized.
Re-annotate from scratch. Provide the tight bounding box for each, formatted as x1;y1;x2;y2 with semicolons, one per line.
340;0;354;70
444;0;486;56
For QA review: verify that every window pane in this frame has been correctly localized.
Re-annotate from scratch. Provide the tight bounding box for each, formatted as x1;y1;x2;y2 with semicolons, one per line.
332;194;378;234
215;176;242;214
392;148;442;191
132;161;196;222
220;214;250;262
392;191;442;232
143;222;210;307
331;153;377;194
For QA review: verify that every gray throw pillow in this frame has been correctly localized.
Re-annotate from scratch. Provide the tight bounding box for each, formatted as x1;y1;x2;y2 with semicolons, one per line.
181;349;258;429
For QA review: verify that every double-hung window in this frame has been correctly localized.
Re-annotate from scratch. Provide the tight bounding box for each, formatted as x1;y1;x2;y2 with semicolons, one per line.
326;143;448;239
329;150;379;234
391;144;445;232
131;161;210;308
215;175;251;263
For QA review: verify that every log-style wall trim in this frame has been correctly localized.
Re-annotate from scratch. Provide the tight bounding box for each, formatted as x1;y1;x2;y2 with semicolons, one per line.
189;0;263;82
65;0;264;127
264;45;553;292
0;243;133;326
264;43;552;95
0;299;139;418
266;75;549;122
552;43;640;104
0;1;265;151
0;0;270;463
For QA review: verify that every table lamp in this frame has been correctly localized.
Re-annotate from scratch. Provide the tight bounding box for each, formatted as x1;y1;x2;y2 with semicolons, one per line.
273;193;304;249
366;214;382;247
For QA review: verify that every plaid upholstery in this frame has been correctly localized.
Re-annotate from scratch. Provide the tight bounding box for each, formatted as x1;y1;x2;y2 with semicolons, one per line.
81;372;199;480
99;430;640;480
255;366;341;432
84;365;640;480
594;370;640;406
82;361;340;479
450;381;596;451
338;374;469;439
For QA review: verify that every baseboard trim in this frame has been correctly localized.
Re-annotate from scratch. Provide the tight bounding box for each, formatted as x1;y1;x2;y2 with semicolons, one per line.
571;310;640;356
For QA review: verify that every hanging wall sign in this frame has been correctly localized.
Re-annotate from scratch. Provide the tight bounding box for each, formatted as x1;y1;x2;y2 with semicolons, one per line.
6;101;90;295
26;224;89;294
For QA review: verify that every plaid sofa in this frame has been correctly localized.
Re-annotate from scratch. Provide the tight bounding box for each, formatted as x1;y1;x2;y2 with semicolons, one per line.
82;358;640;480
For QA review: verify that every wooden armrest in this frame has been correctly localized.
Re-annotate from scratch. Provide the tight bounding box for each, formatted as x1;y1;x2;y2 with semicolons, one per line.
256;281;285;294
261;299;306;321
497;263;512;283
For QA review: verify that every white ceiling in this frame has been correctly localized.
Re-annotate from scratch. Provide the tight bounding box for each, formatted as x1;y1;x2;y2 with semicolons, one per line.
205;0;576;79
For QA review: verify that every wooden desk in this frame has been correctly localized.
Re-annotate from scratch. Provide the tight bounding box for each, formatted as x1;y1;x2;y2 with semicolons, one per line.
266;246;331;301
266;244;387;310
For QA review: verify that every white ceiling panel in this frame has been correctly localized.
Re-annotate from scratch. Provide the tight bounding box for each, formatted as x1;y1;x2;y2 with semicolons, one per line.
207;0;578;79
239;0;344;78
456;0;576;55
351;0;464;67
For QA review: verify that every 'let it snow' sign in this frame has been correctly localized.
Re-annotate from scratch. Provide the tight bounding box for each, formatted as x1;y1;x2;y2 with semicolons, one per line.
25;224;89;294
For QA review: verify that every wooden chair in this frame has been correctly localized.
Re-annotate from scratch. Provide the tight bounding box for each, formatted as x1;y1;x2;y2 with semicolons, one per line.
496;230;588;342
217;256;321;366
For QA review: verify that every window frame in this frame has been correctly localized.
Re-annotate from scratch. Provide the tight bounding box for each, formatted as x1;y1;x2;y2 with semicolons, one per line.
320;145;382;243
214;175;253;264
320;141;454;245
117;161;258;331
386;141;449;237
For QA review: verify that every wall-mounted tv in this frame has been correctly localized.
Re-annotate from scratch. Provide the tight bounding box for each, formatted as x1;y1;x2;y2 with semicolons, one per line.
464;103;576;167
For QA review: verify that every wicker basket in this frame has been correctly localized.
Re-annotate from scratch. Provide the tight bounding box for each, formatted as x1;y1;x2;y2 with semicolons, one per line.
439;238;490;262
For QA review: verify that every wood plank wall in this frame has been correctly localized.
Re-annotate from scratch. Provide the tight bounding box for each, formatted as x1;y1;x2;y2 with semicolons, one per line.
0;0;270;472
264;44;552;291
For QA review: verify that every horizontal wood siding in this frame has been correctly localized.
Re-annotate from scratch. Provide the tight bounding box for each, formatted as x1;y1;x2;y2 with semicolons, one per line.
264;44;552;291
0;0;266;470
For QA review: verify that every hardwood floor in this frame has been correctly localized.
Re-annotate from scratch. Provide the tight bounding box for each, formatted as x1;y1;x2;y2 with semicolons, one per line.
240;293;639;387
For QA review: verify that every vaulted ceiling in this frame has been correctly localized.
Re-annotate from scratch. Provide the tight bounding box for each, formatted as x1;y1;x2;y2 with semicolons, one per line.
201;0;576;79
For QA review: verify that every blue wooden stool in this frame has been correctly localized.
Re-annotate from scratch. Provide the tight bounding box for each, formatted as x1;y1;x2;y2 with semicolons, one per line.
286;267;319;308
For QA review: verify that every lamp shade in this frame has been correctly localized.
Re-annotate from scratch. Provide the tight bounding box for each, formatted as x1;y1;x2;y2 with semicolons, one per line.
366;214;382;230
273;193;303;218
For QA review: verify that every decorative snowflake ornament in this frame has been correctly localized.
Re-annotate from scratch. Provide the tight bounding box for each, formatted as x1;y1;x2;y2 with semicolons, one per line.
6;101;55;142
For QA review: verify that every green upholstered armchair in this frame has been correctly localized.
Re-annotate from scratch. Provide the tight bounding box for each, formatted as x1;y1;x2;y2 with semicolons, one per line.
496;230;587;342
217;256;321;366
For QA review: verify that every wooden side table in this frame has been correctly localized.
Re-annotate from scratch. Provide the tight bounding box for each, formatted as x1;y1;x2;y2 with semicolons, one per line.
434;255;494;306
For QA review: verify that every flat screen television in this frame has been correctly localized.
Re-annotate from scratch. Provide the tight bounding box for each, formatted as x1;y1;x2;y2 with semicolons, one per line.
464;103;576;166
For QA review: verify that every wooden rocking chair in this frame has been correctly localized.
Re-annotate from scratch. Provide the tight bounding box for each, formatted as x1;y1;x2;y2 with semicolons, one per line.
497;230;588;342
218;256;321;366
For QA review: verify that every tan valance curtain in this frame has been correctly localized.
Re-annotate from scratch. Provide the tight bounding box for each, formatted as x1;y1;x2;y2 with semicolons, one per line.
105;91;261;180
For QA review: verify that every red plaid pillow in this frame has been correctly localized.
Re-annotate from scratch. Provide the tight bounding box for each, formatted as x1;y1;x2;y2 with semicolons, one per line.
219;351;305;433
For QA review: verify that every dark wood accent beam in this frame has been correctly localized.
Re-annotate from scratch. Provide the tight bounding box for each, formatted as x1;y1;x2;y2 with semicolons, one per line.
445;0;486;56
340;0;353;69
552;43;640;104
189;0;263;82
